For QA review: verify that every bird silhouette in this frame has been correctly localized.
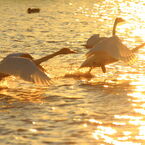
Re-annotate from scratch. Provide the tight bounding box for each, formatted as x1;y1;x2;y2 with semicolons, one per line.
0;48;76;85
27;8;40;14
80;18;145;73
84;17;125;49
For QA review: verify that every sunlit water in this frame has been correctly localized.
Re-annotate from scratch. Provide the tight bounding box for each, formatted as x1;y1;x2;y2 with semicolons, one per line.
0;0;145;144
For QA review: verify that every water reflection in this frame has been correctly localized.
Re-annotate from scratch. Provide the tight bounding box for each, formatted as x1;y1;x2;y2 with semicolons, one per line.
87;69;145;144
0;0;145;144
0;84;47;104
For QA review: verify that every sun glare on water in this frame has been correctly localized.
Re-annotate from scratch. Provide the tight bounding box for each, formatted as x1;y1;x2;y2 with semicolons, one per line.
119;1;145;42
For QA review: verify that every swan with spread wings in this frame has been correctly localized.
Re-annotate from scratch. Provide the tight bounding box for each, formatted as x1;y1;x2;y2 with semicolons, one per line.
0;48;76;85
80;18;145;73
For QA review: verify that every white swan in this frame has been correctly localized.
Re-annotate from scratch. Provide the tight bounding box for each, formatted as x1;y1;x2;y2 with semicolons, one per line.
0;57;51;85
81;36;145;73
84;17;125;49
80;20;145;73
0;48;76;85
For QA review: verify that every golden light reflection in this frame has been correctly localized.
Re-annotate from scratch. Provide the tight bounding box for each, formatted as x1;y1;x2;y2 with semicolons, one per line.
112;122;126;126
0;82;46;103
92;127;140;145
136;126;145;140
128;74;145;117
123;131;132;136
119;1;145;41
76;0;145;43
128;92;145;102
138;54;145;61
89;119;102;124
130;75;145;87
129;120;145;126
114;115;143;120
92;126;116;139
131;28;145;42
0;80;8;88
29;128;37;133
134;109;145;116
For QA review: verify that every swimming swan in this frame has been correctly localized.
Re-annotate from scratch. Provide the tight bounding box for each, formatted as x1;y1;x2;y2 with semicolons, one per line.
0;48;76;85
84;17;125;49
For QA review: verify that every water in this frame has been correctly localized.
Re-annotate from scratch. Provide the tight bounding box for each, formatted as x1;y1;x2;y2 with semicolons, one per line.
0;0;145;144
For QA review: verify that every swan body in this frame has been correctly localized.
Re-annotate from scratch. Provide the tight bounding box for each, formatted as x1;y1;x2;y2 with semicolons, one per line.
81;17;145;73
84;18;125;49
0;48;76;84
80;36;145;73
84;34;107;49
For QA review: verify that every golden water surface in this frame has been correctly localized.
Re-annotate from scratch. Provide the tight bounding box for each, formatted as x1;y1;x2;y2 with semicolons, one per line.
0;0;145;144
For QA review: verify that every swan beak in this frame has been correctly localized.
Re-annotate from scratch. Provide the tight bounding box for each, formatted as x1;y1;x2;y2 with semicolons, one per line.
70;49;77;53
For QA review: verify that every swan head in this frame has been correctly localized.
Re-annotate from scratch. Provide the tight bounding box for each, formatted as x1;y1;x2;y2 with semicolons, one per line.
58;48;76;54
115;17;125;24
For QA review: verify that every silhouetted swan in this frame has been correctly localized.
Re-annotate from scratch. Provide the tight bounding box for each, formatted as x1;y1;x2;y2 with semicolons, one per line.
0;48;76;84
80;36;145;73
6;48;75;65
84;17;125;49
27;8;40;14
0;57;51;85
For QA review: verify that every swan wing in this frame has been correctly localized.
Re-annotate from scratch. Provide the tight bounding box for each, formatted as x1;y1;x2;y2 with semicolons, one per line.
0;57;51;85
80;54;98;68
86;36;118;58
86;34;100;48
6;52;34;60
86;34;108;48
114;38;137;65
86;36;136;65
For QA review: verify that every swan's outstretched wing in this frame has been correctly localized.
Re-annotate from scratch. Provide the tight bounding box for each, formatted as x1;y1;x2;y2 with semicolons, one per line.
6;52;34;60
86;34;100;48
86;36;136;65
0;57;51;85
85;34;108;49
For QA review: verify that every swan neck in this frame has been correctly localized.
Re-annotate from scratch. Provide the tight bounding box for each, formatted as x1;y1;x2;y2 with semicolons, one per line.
112;20;117;36
35;51;59;64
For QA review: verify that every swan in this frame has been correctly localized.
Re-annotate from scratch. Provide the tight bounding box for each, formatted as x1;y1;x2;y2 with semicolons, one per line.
80;35;145;73
0;48;76;85
84;17;125;49
5;48;76;65
80;38;145;73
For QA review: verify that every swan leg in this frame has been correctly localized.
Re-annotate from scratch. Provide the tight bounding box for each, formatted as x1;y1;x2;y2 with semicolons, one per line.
88;67;93;73
101;65;106;73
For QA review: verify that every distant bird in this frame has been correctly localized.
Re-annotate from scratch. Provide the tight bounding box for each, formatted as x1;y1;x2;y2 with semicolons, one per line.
84;17;125;49
27;8;40;14
0;48;76;85
80;36;145;73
